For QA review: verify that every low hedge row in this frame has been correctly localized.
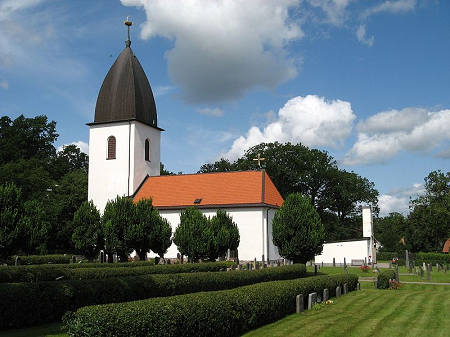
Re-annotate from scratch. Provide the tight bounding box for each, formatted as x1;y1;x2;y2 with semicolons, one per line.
416;252;450;266
6;254;72;265
64;273;357;337
376;251;402;261
0;264;306;329
0;261;234;283
377;269;396;289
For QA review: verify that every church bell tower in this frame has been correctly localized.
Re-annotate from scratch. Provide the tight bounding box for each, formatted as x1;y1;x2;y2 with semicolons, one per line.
87;18;163;212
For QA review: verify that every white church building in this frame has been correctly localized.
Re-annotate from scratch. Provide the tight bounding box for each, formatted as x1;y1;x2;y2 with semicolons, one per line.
87;21;283;261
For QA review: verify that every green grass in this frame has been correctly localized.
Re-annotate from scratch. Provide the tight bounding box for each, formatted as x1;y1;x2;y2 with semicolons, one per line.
243;282;450;337
2;323;67;337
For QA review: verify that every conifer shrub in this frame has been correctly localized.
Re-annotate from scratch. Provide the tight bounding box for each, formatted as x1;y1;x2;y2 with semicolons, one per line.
0;261;234;283
63;273;357;337
377;269;396;289
0;264;305;329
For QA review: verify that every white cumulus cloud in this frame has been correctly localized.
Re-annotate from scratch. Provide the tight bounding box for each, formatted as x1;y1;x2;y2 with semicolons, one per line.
121;0;303;103
356;24;374;47
197;108;224;117
221;95;356;161
378;183;424;216
343;108;450;165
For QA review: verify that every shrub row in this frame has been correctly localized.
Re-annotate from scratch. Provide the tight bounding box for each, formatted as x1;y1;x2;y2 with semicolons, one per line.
64;273;357;337
377;269;396;289
376;252;402;261
415;252;450;266
0;264;306;329
6;254;72;266
0;261;234;283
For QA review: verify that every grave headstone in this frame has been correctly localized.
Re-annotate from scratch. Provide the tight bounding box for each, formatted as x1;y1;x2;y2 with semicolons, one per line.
227;248;231;261
336;286;342;297
409;264;412;274
420;267;424;278
374;279;378;289
437;263;440;272
333;257;336;267
323;288;329;302
238;264;242;270
15;256;21;266
389;261;392;269
100;251;104;263
277;260;281;267
395;265;399;282
423;262;426;270
343;283;348;295
246;262;251;270
364;257;367;267
254;258;257;270
427;264;431;281
344;257;347;268
357;283;361;291
405;250;409;268
296;294;304;313
72;255;76;264
314;264;318;276
308;292;317;309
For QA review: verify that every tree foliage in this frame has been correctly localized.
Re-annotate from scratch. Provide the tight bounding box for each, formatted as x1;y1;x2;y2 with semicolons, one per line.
405;170;450;252
272;193;325;264
72;201;103;261
208;209;240;261
374;212;406;252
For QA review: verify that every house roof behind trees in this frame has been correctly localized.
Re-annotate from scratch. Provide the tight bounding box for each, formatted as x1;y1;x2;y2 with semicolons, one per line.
133;170;283;210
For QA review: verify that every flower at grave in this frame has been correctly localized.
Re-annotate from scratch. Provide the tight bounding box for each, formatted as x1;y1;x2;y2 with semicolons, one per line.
326;300;333;304
359;265;370;273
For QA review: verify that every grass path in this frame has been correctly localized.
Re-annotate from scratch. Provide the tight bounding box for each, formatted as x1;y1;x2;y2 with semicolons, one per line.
243;283;450;337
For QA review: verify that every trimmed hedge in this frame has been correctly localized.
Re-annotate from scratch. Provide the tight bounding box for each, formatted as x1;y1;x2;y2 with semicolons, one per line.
0;261;234;283
377;269;396;289
416;252;450;266
376;252;401;261
0;264;306;329
6;254;72;265
64;273;358;337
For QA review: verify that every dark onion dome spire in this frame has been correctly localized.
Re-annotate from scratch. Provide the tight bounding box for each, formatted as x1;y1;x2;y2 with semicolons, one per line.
92;17;159;128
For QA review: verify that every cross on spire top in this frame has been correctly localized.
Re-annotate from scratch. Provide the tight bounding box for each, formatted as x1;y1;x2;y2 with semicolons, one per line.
253;153;265;168
124;15;133;47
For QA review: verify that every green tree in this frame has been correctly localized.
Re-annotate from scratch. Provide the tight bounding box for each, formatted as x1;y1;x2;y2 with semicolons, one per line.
0;183;24;261
374;212;406;252
208;209;240;261
20;200;50;255
272;193;325;264
150;216;172;259
405;170;450;252
173;207;210;262
72;201;103;262
102;196;136;262
52;144;88;181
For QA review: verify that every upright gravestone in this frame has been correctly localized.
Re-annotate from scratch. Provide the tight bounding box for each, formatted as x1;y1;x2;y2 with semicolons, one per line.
308;292;317;309
437;263;440;272
238;264;242;270
314;264;318;276
323;288;329;302
343;283;348;295
423;262;426;270
277;260;281;267
427;264;431;281
296;294;304;313
254;258;257;270
420;267;424;278
100;251;104;264
395;265;399;282
246;262;251;270
333;257;336;267
72;255;76;264
389;261;392;269
344;257;347;268
405;250;410;268
15;256;21;266
357;282;361;291
409;264;412;274
227;248;231;261
336;286;342;297
364;257;367;267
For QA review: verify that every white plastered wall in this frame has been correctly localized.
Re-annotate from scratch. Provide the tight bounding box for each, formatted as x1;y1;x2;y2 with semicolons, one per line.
88;120;160;212
314;239;370;264
155;206;281;261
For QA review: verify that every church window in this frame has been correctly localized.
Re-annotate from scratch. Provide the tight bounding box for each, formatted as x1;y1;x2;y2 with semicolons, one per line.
145;139;150;161
107;136;116;159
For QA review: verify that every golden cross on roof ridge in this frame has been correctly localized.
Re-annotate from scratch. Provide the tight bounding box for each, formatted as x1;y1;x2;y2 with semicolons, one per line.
253;153;265;167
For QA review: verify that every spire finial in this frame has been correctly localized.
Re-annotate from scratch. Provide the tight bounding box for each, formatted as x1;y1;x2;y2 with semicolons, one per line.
124;15;133;47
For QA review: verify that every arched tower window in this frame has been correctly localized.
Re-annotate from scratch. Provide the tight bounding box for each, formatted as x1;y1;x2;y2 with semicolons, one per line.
145;139;150;161
107;136;116;160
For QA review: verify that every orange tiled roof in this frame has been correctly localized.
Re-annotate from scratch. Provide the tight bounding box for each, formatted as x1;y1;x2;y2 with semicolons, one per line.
443;239;450;253
134;170;283;209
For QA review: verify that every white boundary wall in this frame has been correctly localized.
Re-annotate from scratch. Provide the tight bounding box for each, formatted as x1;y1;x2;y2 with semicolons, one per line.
153;206;281;261
314;239;370;264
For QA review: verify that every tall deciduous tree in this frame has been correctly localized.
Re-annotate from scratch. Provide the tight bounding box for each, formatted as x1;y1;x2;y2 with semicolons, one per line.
0;183;24;261
374;212;406;252
150;216;172;259
102;196;136;262
173;207;211;262
72;201;103;261
208;209;240;261
272;193;325;264
405;170;450;252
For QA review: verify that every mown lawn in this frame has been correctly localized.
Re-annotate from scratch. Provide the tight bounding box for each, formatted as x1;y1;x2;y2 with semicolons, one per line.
244;282;450;337
2;323;67;337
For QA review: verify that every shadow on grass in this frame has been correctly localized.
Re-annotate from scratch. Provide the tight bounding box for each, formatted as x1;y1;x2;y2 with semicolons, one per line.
2;322;67;337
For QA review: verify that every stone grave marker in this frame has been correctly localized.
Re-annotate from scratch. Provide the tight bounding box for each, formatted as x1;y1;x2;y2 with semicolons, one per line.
427;264;431;280
333;257;336;267
314;264;318;275
405;250;410;268
323;288;329;302
15;256;21;266
308;292;317;309
395;265;399;282
357;283;361;291
238;264;242;270
344;257;347;268
254;258;258;270
409;264;412;274
72;255;76;264
296;294;304;313
246;262;251;270
343;283;348;295
336;286;342;297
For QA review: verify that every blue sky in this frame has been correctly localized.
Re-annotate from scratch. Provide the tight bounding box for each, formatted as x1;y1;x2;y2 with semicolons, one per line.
1;0;449;216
